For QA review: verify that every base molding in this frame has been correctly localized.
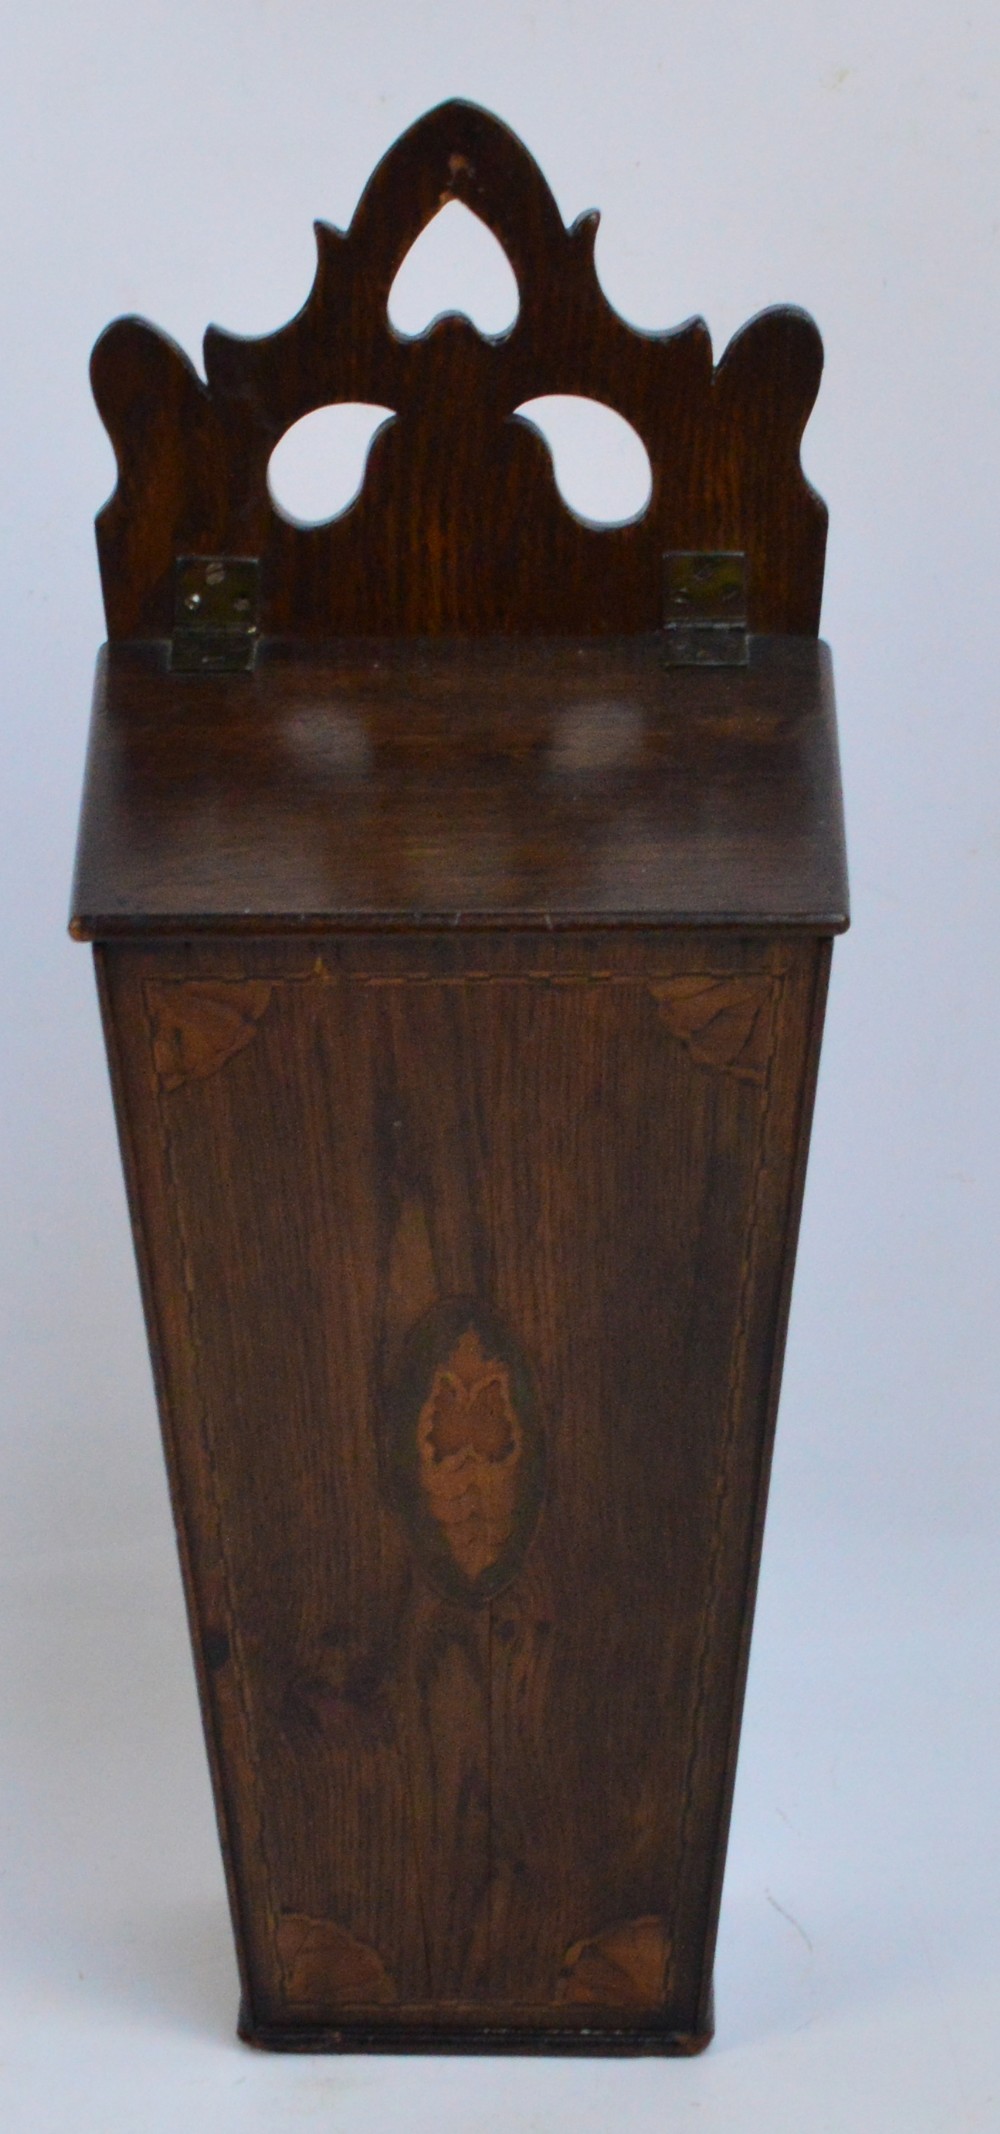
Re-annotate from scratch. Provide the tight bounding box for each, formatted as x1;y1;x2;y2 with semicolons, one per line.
237;1990;715;2058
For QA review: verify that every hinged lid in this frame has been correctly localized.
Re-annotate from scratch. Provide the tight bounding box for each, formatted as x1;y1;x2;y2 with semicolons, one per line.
70;634;848;939
74;101;847;943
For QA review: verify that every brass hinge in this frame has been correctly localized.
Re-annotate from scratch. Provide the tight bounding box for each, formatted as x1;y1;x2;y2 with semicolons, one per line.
663;551;748;666
171;556;260;673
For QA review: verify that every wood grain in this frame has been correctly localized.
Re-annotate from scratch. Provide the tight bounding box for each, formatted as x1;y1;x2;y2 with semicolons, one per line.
70;635;848;941
90;100;826;643
97;930;830;2045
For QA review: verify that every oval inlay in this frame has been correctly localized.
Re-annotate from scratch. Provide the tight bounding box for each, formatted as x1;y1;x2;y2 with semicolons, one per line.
386;1300;544;1603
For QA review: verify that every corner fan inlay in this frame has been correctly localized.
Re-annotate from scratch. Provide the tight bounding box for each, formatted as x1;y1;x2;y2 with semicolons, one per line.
91;99;826;641
650;975;777;1083
146;980;274;1092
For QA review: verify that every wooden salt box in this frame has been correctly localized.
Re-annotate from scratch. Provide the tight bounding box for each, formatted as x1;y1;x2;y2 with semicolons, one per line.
71;100;847;2053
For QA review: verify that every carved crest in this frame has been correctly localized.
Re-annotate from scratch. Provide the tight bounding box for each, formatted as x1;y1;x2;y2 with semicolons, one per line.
91;100;826;641
386;1300;544;1603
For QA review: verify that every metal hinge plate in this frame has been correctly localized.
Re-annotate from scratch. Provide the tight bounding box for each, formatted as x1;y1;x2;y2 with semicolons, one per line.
663;551;748;666
171;556;260;673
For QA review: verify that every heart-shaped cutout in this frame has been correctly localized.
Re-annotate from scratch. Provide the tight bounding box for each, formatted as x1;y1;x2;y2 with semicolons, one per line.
388;200;519;338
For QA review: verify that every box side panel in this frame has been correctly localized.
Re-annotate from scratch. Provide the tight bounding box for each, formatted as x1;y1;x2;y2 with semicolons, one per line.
100;930;820;2046
677;935;831;2033
94;945;258;2017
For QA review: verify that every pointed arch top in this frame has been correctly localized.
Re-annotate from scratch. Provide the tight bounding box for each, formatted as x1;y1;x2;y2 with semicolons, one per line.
90;99;827;640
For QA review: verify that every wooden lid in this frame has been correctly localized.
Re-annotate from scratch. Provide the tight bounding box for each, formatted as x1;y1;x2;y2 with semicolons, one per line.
71;634;847;938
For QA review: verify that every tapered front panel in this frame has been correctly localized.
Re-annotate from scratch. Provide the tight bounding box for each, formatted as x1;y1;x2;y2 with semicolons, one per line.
99;930;827;2049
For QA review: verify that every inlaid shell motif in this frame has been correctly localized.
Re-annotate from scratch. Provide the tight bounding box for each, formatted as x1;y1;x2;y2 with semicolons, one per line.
386;1301;544;1603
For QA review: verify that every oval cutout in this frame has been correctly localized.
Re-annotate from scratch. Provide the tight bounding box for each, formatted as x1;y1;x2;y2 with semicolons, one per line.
267;402;395;526
386;1299;545;1604
514;395;652;526
388;200;519;338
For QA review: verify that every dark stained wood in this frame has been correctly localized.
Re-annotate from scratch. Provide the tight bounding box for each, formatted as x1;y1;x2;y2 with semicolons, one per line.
76;103;846;2054
97;929;830;2049
70;635;847;939
90;100;826;642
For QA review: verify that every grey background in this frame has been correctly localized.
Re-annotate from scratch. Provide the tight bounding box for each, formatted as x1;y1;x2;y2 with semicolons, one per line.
2;2;998;2127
